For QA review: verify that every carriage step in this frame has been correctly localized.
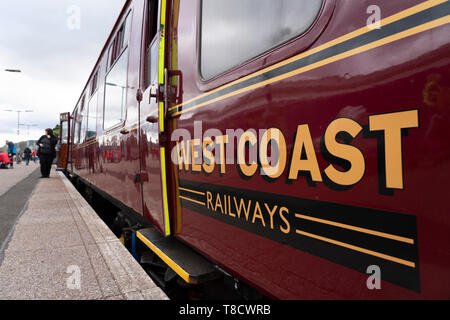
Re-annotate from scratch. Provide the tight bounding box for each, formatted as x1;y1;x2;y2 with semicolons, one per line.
136;227;220;284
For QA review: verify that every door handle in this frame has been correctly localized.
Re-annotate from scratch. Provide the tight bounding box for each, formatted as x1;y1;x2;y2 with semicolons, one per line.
120;129;130;135
146;115;159;123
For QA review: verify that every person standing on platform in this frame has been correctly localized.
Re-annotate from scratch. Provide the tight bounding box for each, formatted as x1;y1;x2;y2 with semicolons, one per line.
5;140;16;168
32;149;38;163
23;147;32;165
37;128;58;178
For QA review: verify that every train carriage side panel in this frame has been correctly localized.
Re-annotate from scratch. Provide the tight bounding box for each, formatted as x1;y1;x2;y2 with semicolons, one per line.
70;0;147;218
166;0;450;299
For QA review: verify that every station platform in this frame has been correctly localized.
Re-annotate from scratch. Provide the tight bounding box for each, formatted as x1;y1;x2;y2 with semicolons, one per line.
0;167;168;300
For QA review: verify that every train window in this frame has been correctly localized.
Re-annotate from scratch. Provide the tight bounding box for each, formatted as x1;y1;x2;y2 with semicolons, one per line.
79;94;87;142
103;12;132;129
86;93;97;139
90;69;99;96
144;0;159;89
87;75;99;139
61;121;68;144
146;0;159;46
104;48;129;129
147;39;159;87
121;13;132;49
86;95;98;139
73;108;79;144
108;12;132;71
75;96;85;144
200;0;323;80
108;41;115;69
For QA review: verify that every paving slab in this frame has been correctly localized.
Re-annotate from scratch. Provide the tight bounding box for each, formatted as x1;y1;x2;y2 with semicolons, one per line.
0;169;168;300
0;246;103;300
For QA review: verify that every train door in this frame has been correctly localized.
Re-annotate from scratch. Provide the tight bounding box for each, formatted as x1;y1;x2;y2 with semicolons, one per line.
57;112;71;171
139;0;171;235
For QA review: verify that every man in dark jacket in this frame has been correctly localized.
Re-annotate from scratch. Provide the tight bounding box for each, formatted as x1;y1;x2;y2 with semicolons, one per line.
23;147;32;165
37;129;58;178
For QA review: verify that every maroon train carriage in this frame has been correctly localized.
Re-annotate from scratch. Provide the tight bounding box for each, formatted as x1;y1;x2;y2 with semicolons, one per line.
57;0;450;299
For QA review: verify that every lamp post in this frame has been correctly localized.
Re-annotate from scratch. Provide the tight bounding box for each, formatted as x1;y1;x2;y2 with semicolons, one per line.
19;123;39;138
3;109;34;139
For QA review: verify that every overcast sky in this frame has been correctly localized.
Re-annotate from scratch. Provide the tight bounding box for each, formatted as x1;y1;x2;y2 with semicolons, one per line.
0;0;126;147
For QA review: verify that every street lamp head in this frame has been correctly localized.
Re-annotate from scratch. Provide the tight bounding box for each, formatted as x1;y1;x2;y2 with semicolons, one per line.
2;109;34;112
4;69;21;73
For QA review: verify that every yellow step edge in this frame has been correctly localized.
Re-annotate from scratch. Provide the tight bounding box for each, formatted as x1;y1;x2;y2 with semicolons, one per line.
136;231;192;284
